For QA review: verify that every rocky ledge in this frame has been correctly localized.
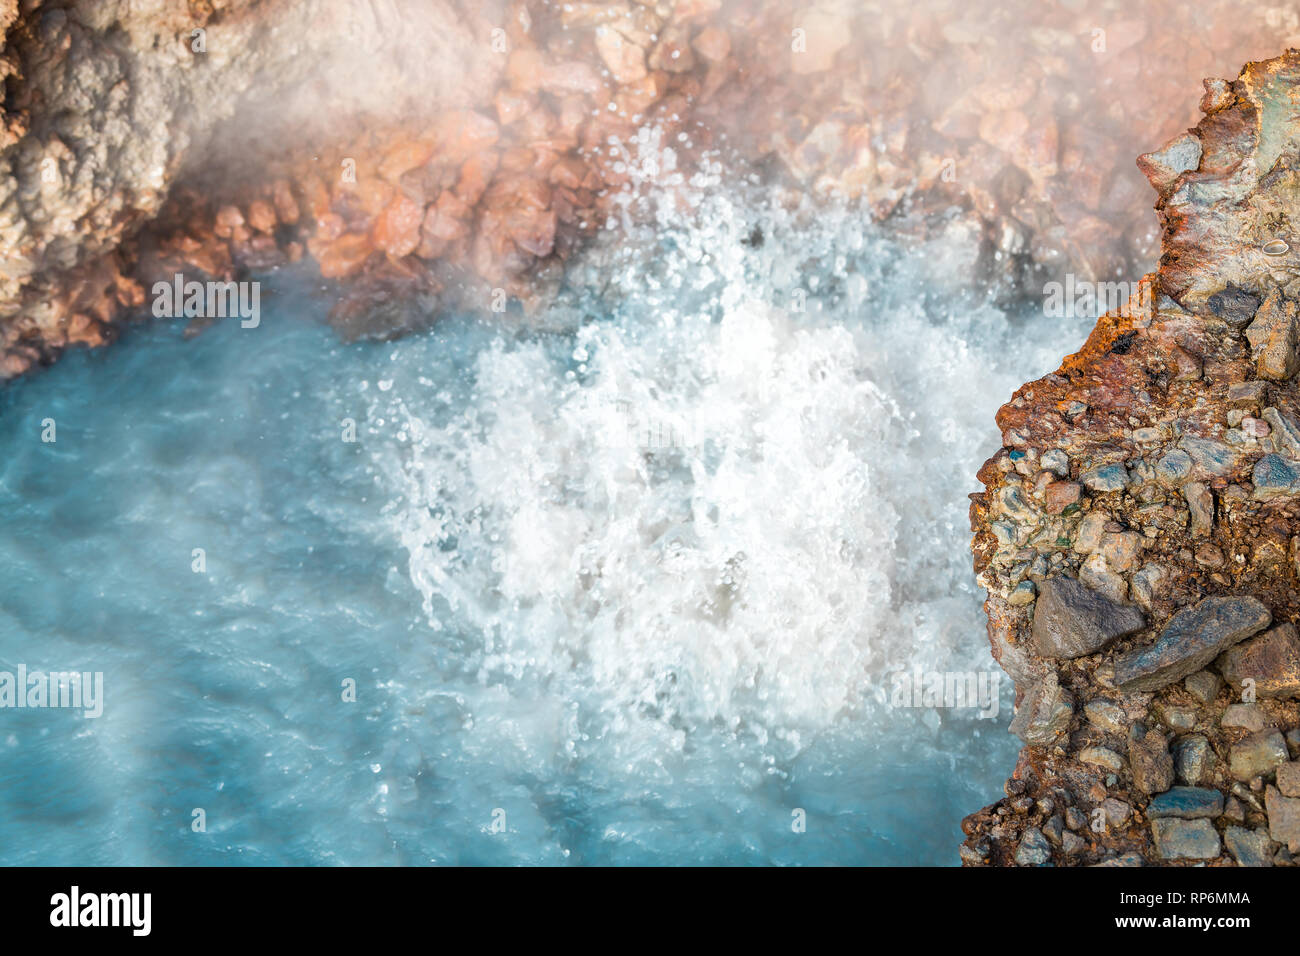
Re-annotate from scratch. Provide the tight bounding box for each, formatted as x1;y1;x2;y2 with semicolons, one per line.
965;50;1300;867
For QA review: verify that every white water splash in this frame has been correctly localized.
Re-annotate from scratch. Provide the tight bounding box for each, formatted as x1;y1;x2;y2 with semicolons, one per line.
367;167;1087;765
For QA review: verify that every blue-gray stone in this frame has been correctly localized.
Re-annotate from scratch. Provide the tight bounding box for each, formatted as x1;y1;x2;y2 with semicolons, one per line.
1147;786;1224;819
1180;436;1238;477
1223;826;1274;866
1151;818;1221;860
1155;449;1194;486
1081;463;1129;492
1031;575;1145;659
1114;595;1271;692
1253;453;1300;500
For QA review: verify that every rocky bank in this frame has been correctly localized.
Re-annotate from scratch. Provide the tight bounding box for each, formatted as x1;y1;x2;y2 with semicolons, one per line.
966;50;1300;867
2;0;1297;377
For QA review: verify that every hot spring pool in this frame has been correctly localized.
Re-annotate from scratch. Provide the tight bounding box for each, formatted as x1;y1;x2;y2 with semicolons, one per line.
0;192;1091;865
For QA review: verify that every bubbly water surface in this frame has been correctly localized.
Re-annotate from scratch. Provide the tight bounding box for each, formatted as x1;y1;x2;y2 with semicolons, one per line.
0;179;1091;864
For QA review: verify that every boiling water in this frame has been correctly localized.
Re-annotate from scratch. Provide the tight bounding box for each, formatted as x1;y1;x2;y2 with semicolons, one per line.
0;180;1091;864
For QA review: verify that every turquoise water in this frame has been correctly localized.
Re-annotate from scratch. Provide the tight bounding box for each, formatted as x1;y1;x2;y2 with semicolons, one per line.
0;196;1081;865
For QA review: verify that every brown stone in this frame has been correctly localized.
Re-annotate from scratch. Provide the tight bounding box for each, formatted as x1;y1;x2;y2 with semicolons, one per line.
1215;622;1300;700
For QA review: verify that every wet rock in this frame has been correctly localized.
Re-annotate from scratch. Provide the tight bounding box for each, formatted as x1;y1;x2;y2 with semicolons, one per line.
1099;530;1143;572
1215;622;1300;699
1136;132;1200;196
1031;575;1145;659
1175;734;1213;785
1081;463;1129;492
1014;826;1052;866
1129;725;1175;795
1184;670;1221;704
1155;450;1194;486
1265;785;1300;851
1073;512;1109;554
1007;580;1037;606
790;9;851;75
692;27;729;63
1207;285;1260;328
594;26;647;85
1157;704;1197;732
1080;746;1125;773
1252;453;1300;500
1113;595;1271;692
1044;480;1081;515
1179;436;1238;479
1183;482;1214;537
1223;826;1274;866
1084;699;1128;735
1147;786;1224;819
1008;672;1074;746
314;233;374;279
1229;730;1288;781
1278;762;1300;797
1151;817;1221;860
1263;406;1300;458
1101;798;1133;827
1246;290;1300;381
1221;703;1269;732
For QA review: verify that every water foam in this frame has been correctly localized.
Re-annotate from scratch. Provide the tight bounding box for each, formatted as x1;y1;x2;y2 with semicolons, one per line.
363;168;1086;766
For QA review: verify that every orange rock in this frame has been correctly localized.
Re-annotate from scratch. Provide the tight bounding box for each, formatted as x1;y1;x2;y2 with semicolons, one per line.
371;193;424;258
692;26;730;62
415;234;449;261
247;199;277;234
649;23;694;72
66;313;105;347
213;205;245;239
113;274;145;308
495;89;536;126
455;152;500;206
316;233;374;279
379;140;435;182
508;49;546;92
354;178;395;218
437;110;500;160
301;174;331;222
426;191;471;241
790;9;850;74
315;212;346;242
615;72;664;116
671;0;721;22
595;26;647;84
979;109;1030;151
542;60;603;96
273;179;299;224
555;95;590;141
549;157;587;191
519;105;555;141
500;147;536;174
510;207;557;258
